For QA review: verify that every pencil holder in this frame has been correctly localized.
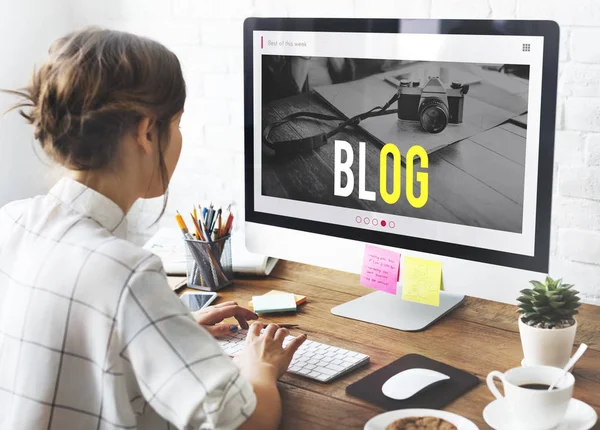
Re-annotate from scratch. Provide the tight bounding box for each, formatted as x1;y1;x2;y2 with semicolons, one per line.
184;235;233;291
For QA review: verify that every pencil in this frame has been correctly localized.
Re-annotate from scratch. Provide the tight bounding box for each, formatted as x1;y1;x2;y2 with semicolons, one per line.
175;211;192;239
190;212;205;240
216;210;222;238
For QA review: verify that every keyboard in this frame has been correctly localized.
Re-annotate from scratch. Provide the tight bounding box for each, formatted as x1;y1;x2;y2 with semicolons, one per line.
217;329;370;382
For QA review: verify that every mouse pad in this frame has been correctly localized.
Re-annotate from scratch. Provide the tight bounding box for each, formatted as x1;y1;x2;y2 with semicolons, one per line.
346;353;479;410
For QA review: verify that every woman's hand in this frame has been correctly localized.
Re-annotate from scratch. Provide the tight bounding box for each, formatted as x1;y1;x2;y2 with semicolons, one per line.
192;301;258;337
233;322;307;381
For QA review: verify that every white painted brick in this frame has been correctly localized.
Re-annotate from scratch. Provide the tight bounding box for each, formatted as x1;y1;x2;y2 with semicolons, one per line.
549;257;600;303
518;0;600;26
200;21;243;47
226;47;244;74
229;101;245;127
552;195;600;230
184;98;231;126
559;166;600;200
431;0;491;17
554;131;586;166
564;98;600;132
553;164;559;195
354;0;430;18
105;19;200;46
558;229;600;265
559;63;600;97
550;224;559;256
253;0;290;17
489;0;517;17
556;96;565;130
204;124;244;152
559;28;569;62
182;72;205;99
586;133;600;166
116;0;171;19
571;29;600;63
179;46;229;74
202;73;244;100
173;0;255;19
285;0;355;17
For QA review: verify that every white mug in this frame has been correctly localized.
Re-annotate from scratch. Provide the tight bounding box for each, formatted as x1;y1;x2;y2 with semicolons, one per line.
486;365;574;430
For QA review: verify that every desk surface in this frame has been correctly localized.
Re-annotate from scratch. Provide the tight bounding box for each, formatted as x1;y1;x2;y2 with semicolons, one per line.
169;261;600;429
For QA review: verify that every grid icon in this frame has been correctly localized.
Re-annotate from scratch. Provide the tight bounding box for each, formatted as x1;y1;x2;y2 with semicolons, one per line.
522;43;531;52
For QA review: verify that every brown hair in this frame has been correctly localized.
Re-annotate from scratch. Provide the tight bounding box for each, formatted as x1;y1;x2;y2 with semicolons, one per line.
4;27;186;217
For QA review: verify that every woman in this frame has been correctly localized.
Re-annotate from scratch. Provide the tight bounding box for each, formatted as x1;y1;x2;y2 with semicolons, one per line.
0;27;305;430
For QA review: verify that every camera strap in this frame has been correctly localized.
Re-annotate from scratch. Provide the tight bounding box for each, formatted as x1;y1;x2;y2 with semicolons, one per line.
263;92;400;154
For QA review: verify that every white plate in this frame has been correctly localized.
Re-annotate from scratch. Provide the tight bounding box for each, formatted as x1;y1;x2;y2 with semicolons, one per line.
483;398;597;430
364;408;479;430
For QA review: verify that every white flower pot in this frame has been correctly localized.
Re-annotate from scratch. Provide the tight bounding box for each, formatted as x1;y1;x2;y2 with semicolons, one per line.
518;317;577;368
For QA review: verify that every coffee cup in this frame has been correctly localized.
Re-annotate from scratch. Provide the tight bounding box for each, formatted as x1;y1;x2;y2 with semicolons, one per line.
486;365;574;430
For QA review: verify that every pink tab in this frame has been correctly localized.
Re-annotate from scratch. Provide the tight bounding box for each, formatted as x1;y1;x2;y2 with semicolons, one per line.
360;244;400;294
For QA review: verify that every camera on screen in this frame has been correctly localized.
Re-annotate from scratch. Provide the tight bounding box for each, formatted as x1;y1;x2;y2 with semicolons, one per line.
397;77;469;134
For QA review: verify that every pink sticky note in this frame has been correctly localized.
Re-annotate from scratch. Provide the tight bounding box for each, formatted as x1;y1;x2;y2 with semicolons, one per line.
360;244;401;294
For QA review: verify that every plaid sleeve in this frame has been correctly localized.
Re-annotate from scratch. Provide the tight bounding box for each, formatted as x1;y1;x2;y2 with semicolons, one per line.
115;255;257;430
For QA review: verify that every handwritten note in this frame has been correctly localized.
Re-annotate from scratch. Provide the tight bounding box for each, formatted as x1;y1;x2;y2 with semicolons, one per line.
402;256;442;306
360;244;400;294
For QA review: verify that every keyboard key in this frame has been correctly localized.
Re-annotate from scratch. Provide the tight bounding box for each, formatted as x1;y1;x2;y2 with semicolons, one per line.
314;366;336;376
326;363;345;372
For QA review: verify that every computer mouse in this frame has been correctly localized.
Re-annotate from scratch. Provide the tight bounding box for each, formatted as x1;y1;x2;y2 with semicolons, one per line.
382;368;450;400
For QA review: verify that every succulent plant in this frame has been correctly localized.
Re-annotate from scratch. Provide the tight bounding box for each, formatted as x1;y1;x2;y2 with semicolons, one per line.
517;276;581;329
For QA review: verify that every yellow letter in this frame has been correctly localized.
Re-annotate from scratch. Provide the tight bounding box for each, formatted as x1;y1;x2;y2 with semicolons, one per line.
380;143;401;204
406;145;429;208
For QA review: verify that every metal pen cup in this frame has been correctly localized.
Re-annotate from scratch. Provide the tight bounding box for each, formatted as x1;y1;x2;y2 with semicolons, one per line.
184;235;233;291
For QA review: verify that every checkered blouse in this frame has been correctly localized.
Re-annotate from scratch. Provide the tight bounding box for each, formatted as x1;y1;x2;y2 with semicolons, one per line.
0;177;256;429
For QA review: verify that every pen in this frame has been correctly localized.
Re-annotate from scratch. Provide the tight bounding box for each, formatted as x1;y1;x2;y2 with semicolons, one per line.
274;324;299;329
206;205;215;233
198;216;211;242
215;209;222;235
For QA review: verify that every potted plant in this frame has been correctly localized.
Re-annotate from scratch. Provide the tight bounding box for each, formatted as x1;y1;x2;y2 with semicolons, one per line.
517;276;581;368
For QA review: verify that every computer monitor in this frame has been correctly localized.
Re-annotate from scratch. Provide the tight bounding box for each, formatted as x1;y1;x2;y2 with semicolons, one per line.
243;18;559;331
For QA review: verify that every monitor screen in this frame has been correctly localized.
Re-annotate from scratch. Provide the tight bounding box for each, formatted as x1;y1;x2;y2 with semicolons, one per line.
244;19;558;272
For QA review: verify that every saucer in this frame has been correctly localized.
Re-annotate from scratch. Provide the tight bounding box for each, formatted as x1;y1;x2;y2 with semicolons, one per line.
483;397;597;430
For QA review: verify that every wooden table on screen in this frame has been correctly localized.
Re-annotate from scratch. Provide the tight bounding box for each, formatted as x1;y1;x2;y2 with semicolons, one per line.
169;260;600;430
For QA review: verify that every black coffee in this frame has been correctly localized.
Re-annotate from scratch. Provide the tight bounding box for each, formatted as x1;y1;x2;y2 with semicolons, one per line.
519;383;555;390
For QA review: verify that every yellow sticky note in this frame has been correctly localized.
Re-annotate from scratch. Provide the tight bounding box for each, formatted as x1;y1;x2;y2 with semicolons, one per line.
402;256;442;306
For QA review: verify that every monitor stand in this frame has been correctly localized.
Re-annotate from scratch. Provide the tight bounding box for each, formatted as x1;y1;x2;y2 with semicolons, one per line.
330;289;465;332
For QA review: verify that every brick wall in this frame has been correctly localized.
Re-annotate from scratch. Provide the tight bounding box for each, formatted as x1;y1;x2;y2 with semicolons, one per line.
69;0;600;304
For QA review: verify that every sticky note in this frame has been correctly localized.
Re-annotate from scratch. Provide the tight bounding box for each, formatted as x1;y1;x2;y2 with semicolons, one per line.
402;256;442;306
248;290;306;311
360;244;400;294
252;293;297;314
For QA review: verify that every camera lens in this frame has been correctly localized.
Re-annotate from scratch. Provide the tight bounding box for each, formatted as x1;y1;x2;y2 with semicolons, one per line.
418;97;449;133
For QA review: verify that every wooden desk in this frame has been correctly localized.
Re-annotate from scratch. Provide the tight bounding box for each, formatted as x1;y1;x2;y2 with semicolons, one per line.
170;261;600;429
